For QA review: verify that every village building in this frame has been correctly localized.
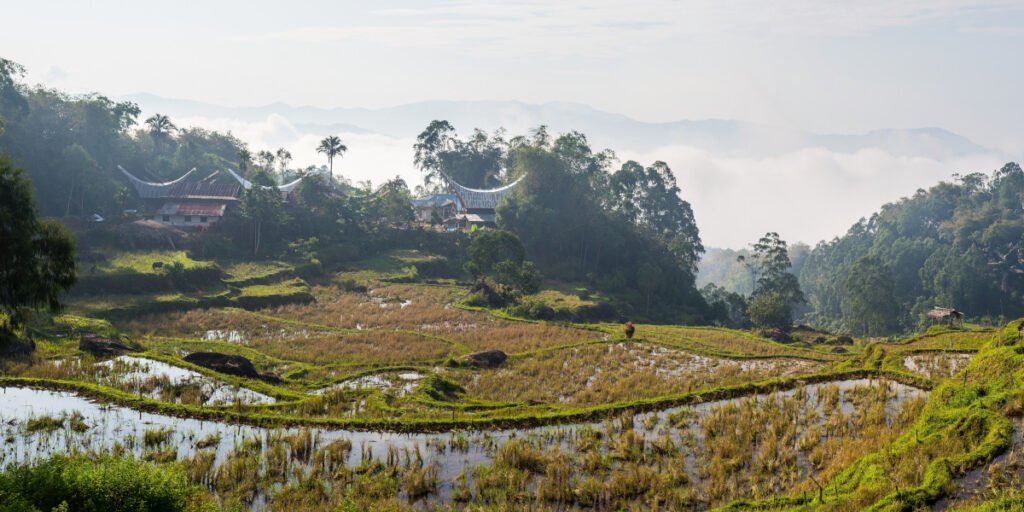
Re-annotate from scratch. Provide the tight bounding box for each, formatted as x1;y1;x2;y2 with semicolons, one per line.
411;172;525;230
119;166;307;228
119;166;240;228
927;307;965;326
225;168;305;205
411;193;458;223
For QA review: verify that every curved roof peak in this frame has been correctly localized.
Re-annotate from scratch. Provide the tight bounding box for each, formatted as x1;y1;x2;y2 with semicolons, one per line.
225;167;306;192
439;172;525;211
118;165;196;188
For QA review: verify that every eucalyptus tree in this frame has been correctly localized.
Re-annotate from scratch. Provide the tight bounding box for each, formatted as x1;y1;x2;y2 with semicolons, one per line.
275;147;292;177
413;121;507;189
743;232;805;328
256;150;275;174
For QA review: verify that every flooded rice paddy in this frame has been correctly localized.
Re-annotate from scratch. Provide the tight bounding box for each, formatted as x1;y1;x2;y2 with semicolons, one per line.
312;371;424;396
902;352;974;380
52;355;275;406
0;377;927;508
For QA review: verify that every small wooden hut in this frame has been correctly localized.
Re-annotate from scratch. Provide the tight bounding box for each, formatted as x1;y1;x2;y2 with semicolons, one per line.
927;307;964;326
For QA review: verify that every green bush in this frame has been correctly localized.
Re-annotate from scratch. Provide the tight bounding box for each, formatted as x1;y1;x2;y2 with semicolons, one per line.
0;455;195;511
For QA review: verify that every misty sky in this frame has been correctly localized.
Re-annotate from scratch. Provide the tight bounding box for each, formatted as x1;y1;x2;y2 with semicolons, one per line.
3;0;1023;248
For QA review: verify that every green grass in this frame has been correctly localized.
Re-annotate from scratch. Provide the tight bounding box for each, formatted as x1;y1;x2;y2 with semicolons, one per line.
335;249;450;284
222;260;294;285
637;324;845;361
721;323;1024;511
236;278;310;298
0;454;199;511
892;327;995;352
97;250;216;276
50;315;119;337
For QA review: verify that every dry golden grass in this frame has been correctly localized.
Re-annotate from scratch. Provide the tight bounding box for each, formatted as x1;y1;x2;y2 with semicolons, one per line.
893;329;993;352
446;341;823;405
641;325;841;359
697;380;926;506
263;283;602;353
235;331;453;366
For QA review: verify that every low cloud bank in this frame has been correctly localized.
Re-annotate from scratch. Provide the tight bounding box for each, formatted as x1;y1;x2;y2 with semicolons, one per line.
177;114;418;186
621;145;1006;247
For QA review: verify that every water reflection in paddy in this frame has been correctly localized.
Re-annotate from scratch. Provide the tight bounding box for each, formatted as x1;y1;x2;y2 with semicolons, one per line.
0;378;927;506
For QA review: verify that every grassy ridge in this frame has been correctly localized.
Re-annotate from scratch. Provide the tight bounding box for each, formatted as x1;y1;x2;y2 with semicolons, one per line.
720;323;1022;510
0;366;933;433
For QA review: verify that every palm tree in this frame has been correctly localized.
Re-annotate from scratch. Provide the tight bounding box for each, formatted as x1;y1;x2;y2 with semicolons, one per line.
145;114;176;140
237;148;252;172
145;114;177;155
316;136;347;181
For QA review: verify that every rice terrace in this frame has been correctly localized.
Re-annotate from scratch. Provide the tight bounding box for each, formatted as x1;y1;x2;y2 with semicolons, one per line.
0;246;1019;511
3;2;1024;511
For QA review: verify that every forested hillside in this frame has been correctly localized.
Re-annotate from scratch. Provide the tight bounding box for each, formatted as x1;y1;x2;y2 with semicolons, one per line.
0;60;250;219
800;163;1024;335
414;122;710;322
0;57;711;324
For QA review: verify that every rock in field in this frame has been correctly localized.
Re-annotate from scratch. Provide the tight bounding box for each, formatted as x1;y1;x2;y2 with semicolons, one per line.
828;335;854;346
461;350;508;368
184;352;260;379
1;337;36;357
79;333;138;356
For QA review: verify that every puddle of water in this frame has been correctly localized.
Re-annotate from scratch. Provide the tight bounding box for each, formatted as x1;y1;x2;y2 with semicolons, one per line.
94;355;275;406
202;329;246;344
903;352;974;379
312;371;423;396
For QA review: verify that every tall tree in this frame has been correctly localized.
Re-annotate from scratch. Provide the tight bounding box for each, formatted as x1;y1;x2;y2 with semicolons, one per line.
0;58;28;129
275;147;292;178
413;121;507;189
745;232;805;328
316;136;347;181
841;256;898;336
0;155;76;341
237;148;252;173
240;170;284;256
413;120;456;188
255;150;275;174
144;114;176;154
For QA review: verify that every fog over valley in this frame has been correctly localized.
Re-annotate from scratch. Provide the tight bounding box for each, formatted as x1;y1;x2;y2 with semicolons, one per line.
126;93;1008;248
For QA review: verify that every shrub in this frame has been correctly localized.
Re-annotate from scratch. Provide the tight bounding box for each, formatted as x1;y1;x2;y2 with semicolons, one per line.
0;455;194;511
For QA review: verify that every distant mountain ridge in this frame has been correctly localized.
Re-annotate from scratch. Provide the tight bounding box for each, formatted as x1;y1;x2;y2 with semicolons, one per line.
123;93;988;159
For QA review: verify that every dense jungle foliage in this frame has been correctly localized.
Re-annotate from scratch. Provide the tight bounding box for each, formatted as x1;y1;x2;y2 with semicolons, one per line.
799;162;1024;335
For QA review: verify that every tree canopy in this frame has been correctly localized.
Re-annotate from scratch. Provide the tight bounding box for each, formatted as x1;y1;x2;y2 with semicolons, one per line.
799;162;1024;333
0;154;76;336
493;130;708;323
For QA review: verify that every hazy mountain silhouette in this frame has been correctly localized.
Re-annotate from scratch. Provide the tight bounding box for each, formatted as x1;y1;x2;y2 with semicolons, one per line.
124;93;988;159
